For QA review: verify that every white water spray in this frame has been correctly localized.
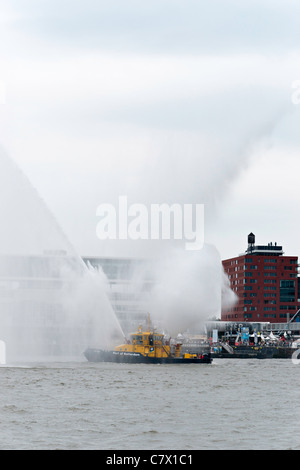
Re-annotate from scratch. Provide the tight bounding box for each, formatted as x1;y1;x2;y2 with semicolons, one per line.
0;340;6;365
0;148;124;362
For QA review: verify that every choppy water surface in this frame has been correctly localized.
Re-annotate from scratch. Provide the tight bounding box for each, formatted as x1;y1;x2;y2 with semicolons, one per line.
0;359;299;450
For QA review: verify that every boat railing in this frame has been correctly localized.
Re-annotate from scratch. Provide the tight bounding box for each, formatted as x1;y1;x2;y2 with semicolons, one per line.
220;342;234;354
161;344;172;358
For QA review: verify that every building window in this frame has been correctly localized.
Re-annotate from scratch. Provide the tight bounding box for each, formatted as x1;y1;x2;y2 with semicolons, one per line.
280;280;295;303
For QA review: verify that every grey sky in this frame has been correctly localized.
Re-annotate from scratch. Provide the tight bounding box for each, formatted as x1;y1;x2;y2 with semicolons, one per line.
1;1;300;260
4;0;300;55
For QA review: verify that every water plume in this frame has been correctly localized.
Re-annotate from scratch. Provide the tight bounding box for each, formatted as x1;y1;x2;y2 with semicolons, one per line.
0;147;123;362
123;107;287;336
145;244;237;336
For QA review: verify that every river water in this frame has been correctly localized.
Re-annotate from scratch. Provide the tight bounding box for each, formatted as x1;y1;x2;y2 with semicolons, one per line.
0;359;299;450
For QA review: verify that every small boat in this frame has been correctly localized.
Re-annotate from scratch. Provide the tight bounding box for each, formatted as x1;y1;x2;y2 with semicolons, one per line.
211;343;297;359
84;315;212;365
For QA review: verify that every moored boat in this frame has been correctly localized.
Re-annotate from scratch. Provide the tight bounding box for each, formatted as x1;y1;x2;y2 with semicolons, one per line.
211;343;298;359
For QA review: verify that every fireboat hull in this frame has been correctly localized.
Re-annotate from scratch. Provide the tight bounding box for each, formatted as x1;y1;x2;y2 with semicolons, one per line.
84;348;212;364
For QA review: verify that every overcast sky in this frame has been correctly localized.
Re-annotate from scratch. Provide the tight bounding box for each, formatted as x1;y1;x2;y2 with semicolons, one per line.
1;0;300;260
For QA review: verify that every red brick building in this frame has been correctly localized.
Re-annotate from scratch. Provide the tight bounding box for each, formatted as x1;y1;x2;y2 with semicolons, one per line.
222;234;300;323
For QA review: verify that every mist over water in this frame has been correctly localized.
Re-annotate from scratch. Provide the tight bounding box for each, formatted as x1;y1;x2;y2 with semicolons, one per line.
0;148;123;362
121;121;281;334
147;245;222;335
0;98;286;355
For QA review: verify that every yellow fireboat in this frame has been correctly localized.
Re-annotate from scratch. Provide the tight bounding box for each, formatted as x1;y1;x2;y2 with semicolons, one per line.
84;315;212;364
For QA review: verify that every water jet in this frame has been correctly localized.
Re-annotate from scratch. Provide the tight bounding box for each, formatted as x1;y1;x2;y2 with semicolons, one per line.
0;148;123;362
